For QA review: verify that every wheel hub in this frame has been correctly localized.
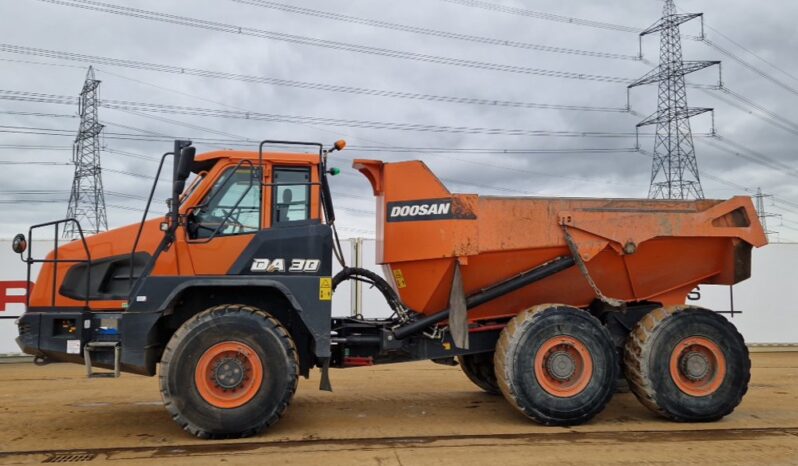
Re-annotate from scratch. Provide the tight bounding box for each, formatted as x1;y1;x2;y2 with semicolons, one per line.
680;351;710;381
213;357;247;390
546;350;576;381
534;336;593;398
669;336;727;397
195;341;264;409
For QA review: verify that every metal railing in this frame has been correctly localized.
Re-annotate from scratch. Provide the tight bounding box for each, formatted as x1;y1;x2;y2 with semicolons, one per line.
24;219;92;308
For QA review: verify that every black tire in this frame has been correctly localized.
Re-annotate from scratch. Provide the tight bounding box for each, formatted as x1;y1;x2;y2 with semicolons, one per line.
624;306;750;422
458;352;501;395
159;304;299;439
495;304;618;426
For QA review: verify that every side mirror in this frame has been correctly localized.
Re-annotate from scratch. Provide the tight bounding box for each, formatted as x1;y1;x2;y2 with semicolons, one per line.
12;233;27;254
173;146;196;199
177;147;196;182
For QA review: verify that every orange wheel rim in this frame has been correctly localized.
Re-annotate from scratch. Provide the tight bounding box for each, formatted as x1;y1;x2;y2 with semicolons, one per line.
669;336;726;397
534;336;593;398
195;341;263;409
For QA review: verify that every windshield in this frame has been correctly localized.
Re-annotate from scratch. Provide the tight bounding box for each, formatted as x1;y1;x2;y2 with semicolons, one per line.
189;167;260;239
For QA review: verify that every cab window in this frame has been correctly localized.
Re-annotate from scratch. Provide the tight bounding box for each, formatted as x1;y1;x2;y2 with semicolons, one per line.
273;167;310;225
189;167;260;239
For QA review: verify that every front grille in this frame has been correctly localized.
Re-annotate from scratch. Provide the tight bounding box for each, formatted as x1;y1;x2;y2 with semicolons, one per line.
17;322;31;336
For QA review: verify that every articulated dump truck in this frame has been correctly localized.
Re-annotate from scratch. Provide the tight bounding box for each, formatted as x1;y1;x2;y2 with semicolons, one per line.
13;140;767;438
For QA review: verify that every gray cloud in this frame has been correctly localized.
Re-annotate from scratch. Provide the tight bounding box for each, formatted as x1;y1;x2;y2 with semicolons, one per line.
0;0;796;240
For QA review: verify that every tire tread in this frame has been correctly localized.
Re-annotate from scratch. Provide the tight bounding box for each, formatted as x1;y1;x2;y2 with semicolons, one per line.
158;304;299;439
495;304;616;425
623;305;750;421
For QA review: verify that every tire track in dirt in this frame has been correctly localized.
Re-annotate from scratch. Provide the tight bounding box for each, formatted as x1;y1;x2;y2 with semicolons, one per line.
2;426;797;464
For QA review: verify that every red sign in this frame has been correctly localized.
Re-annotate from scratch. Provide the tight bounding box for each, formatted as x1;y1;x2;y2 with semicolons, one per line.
0;281;32;313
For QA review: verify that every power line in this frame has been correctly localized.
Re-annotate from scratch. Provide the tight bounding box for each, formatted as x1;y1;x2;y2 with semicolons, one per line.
0;130;570;202
700;137;798;181
0;55;87;70
772;196;798;211
698;37;798;99
0;84;644;154
675;2;798;97
699;23;798;85
715;137;798;176
30;0;634;83
439;0;642;33
0;92;644;138
0;121;716;147
0;160;71;165
0;189;146;201
0;121;641;158
0;44;632;113
692;84;798;137
104;167;167;182
0;100;749;203
0;121;712;145
0;128;643;202
0;109;76;119
93;67;387;153
113;108;255;145
0;144;72;150
719;87;798;133
102;63;566;161
103;147;159;162
232;0;641;61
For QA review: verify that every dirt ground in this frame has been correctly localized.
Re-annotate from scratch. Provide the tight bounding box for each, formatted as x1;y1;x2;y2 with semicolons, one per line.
0;352;796;465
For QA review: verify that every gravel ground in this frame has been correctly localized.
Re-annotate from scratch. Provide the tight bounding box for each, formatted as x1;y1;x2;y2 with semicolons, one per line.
0;352;796;465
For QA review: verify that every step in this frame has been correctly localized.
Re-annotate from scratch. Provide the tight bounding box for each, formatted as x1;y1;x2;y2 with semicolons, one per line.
83;341;121;378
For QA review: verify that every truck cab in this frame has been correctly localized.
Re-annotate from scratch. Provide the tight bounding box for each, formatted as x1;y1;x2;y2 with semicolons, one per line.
16;141;340;382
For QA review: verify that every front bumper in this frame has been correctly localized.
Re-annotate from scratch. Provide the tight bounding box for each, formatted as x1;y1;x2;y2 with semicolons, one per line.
15;310;161;376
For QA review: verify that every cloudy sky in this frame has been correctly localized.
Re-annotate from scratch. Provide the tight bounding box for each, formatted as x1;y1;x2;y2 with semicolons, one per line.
0;0;797;240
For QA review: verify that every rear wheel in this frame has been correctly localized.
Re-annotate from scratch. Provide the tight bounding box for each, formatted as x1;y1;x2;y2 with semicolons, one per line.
159;304;299;439
495;304;618;426
624;306;750;422
458;352;500;395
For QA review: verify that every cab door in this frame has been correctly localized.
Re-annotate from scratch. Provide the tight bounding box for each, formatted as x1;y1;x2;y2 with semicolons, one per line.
184;163;264;275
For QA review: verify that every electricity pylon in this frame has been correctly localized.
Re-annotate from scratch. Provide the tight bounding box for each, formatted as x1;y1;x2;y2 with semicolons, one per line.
64;66;108;238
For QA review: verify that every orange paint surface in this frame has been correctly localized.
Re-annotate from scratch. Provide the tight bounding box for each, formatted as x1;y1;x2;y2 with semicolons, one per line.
354;159;768;318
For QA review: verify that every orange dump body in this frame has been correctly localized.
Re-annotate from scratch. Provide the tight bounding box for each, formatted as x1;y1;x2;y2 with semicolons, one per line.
354;159;768;322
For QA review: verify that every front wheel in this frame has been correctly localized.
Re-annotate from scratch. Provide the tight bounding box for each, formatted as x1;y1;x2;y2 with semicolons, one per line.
159;304;299;439
495;304;618;426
